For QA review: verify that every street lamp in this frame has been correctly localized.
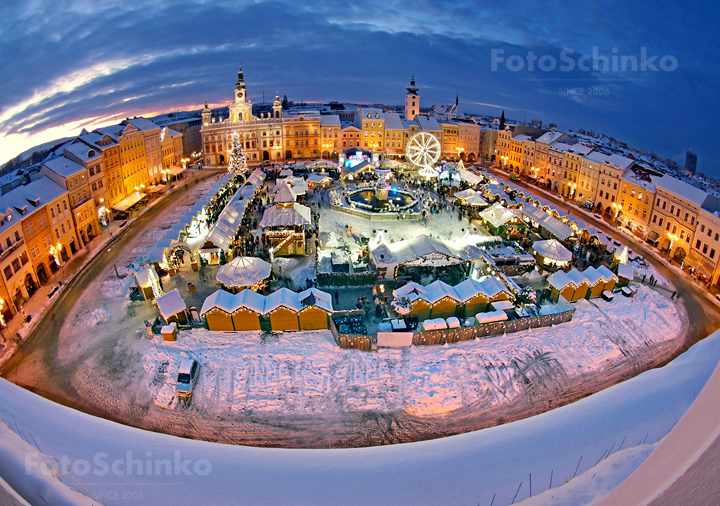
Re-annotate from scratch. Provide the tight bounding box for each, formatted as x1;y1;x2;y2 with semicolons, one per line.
667;233;679;258
611;203;622;226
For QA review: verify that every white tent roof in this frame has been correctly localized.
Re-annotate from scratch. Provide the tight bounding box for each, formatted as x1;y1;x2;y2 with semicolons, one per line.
455;189;488;206
479;203;522;227
532;239;572;262
216;256;272;289
155;289;186;319
372;234;468;266
259;203;311;228
274;182;296;203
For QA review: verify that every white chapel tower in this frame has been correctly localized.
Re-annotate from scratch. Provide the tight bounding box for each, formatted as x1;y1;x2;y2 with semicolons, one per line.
405;75;420;121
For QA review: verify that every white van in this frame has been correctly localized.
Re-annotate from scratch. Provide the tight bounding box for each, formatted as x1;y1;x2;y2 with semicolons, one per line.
176;358;199;399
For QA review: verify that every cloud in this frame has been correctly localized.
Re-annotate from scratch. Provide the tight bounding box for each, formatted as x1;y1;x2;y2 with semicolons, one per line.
0;1;718;175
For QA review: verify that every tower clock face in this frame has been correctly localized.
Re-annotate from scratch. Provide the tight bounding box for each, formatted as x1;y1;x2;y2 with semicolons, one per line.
236;90;244;100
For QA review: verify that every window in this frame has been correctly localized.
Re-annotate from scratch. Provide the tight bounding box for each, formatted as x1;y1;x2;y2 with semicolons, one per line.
63;201;67;211
662;201;666;210
670;205;674;214
11;258;20;272
14;231;20;242
697;240;702;249
712;249;716;259
701;224;706;232
642;210;647;220
3;266;12;281
665;221;670;230
715;233;719;241
703;245;708;254
653;214;657;224
672;225;677;234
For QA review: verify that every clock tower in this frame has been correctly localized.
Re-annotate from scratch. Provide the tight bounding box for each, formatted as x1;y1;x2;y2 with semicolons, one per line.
229;60;253;123
235;61;247;104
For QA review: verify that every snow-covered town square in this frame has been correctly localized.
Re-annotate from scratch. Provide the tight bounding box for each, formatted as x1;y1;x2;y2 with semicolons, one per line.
1;144;695;451
1;26;720;504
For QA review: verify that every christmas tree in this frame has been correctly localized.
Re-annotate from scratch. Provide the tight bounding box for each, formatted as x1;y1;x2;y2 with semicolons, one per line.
228;133;248;173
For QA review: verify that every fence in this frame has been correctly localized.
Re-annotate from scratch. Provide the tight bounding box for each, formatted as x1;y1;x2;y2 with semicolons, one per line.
412;308;575;346
329;306;575;350
329;317;373;350
330;204;422;221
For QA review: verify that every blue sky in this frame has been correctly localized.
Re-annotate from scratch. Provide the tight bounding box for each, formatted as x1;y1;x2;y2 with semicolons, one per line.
1;1;718;174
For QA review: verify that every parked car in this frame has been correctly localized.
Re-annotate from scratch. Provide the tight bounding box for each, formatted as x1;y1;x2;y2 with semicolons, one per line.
176;358;200;400
593;213;603;220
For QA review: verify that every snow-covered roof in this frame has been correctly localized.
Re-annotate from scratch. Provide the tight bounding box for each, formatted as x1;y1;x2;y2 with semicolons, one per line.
547;270;575;290
490;300;514;311
274;182;296;203
423;280;461;303
582;266;604;286
532;239;572;262
0;176;67;233
298;288;333;313
372;234;467;266
453;278;484;302
617;263;635;280
265;287;303;312
457;168;483;186
414;115;441;131
123;118;160;132
247;169;265;186
621;171;656;193
259;203;311;228
596;265;618;282
204;188;248;250
520;204;574;240
382;112;405;130
474;309;508;323
201;287;333;316
479;202;522;228
536;131;566;145
155;289;186;318
478;277;510;298
200;289;238;314
43;155;85;178
566;268;588;286
216;256;272;289
455;188;487;206
307;173;332;184
320;115;341;127
421;318;447;331
655;175;708;207
63;142;102;163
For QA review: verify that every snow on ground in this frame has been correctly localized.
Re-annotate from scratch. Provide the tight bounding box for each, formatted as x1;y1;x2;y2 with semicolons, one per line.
516;442;659;506
318;199;478;244
88;308;111;326
627;256;673;290
1;328;718;506
141;285;681;416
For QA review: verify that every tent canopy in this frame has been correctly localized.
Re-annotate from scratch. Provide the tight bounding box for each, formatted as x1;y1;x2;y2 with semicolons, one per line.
531;239;572;262
216;256;272;289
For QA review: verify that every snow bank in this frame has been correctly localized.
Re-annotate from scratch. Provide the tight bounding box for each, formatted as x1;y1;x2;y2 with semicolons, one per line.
88;309;111;327
0;328;718;506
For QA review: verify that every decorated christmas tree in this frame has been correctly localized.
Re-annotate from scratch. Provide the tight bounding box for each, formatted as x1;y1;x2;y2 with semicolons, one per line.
228;133;248;173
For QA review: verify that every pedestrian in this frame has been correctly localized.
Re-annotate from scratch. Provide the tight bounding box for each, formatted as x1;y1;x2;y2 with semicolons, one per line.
671;290;676;300
642;274;646;283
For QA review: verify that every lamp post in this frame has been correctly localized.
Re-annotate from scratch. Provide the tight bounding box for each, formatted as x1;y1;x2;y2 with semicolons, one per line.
667;233;679;259
49;244;65;277
611;203;622;227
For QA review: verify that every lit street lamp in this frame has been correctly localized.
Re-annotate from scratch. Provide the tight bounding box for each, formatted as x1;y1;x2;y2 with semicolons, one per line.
611;203;622;227
667;233;679;259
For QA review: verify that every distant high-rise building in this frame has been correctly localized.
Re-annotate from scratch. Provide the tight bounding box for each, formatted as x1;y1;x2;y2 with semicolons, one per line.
685;151;698;175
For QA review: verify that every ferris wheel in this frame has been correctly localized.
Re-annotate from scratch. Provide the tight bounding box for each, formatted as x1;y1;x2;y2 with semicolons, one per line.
406;132;441;169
